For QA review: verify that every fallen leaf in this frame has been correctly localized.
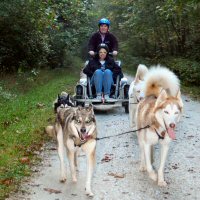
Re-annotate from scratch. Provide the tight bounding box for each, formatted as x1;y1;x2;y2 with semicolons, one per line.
28;183;40;187
1;178;13;186
186;156;194;159
19;157;30;164
14;117;20;122
36;103;45;109
101;154;113;163
188;168;194;172
44;188;62;194
164;192;170;195
48;147;57;151
103;179;110;182
108;172;125;178
3;121;11;128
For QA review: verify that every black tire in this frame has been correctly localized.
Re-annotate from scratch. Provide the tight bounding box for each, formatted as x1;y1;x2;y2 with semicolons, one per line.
124;103;129;113
124;84;130;99
76;101;85;107
76;85;83;99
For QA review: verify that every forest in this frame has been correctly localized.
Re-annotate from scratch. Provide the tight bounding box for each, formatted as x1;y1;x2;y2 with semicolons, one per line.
0;0;200;84
0;1;200;198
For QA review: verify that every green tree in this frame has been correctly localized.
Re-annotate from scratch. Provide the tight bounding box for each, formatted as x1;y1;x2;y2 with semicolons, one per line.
0;0;94;73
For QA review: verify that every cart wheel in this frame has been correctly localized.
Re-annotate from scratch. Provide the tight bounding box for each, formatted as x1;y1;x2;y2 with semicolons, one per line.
124;103;129;113
75;101;85;107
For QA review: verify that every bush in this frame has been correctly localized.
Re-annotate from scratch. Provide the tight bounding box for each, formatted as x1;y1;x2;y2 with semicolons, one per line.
161;57;200;86
0;0;93;73
0;0;52;73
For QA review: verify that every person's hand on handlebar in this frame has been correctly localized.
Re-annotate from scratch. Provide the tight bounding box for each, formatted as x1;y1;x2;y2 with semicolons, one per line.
112;51;118;56
89;51;95;56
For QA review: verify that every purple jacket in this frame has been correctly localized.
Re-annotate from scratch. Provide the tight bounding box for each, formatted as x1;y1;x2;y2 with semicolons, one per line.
88;31;118;53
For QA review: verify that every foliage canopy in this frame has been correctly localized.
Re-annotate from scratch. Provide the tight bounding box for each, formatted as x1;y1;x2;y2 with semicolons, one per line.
0;0;94;73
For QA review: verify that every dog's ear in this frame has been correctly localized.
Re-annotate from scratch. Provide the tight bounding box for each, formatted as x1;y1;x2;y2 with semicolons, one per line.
71;113;76;121
176;90;184;109
66;94;69;100
155;89;168;107
134;77;139;84
86;104;93;111
58;94;61;100
77;105;82;110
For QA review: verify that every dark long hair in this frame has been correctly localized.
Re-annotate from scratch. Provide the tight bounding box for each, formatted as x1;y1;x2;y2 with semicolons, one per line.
95;48;109;61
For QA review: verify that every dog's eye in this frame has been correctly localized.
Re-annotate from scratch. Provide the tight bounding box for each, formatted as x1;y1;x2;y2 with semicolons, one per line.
174;111;179;115
86;119;91;123
76;119;81;123
164;111;169;114
137;90;140;93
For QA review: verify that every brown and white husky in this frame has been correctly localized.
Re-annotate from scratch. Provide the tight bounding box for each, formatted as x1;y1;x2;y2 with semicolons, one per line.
135;65;183;186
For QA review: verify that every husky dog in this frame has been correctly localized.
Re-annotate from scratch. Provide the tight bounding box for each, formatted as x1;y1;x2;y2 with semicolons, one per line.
129;64;148;127
46;105;97;196
135;65;183;186
54;92;74;113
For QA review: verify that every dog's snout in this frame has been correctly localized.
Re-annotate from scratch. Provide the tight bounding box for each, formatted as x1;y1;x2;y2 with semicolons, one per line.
81;127;86;133
169;123;175;129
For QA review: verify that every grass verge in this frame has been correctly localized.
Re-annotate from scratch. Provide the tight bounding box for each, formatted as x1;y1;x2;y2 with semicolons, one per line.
181;85;200;101
0;67;80;199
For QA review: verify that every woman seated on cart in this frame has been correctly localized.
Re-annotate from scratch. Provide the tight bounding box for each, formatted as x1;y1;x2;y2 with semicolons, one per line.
83;43;122;101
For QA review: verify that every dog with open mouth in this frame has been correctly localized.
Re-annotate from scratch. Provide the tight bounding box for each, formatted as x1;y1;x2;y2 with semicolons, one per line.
46;105;97;197
135;65;183;186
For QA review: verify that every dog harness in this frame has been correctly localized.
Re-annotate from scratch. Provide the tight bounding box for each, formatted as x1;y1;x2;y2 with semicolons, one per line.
154;129;165;140
71;135;94;147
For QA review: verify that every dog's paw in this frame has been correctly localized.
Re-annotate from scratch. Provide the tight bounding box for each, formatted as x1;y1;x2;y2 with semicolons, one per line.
139;165;147;172
85;187;94;197
85;190;94;197
59;176;67;183
72;177;77;183
158;180;167;187
149;171;157;181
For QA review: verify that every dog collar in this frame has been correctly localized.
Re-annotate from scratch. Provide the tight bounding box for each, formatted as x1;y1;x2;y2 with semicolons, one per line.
71;135;93;147
154;129;165;140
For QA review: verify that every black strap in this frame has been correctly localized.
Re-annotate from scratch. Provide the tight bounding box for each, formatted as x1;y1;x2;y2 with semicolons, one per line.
154;129;164;140
96;125;150;141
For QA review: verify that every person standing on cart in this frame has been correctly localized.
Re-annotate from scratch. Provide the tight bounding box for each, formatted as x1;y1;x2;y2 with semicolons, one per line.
88;18;118;57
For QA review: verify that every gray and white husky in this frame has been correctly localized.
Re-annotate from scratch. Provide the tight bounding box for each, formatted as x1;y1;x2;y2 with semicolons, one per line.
46;105;97;196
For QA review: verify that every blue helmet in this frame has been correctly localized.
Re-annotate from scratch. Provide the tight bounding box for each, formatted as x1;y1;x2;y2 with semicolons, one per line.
98;18;110;27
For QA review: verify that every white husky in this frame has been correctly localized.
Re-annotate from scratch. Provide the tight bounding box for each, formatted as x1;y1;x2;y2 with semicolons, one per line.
129;64;148;127
135;65;183;186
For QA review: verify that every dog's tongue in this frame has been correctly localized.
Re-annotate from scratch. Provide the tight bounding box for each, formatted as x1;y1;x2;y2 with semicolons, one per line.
167;128;176;140
82;133;90;140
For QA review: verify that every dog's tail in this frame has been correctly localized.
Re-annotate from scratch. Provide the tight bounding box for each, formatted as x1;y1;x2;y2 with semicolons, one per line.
143;65;180;98
135;64;148;81
45;125;56;139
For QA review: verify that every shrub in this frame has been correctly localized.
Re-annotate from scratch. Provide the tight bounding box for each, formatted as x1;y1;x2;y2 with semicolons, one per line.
161;57;200;86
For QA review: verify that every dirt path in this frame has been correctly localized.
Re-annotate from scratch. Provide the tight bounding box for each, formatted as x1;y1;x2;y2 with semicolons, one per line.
7;94;200;200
